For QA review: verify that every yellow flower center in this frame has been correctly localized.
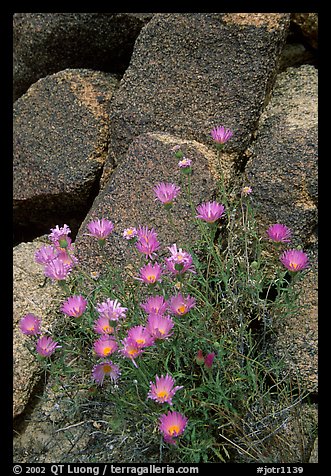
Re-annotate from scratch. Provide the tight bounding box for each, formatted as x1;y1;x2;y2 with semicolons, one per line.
290;262;298;270
129;348;139;356
147;274;156;282
136;338;145;344
103;325;113;333
177;305;186;315
27;325;35;331
168;424;180;436
157;390;169;398
103;347;111;355
103;365;111;374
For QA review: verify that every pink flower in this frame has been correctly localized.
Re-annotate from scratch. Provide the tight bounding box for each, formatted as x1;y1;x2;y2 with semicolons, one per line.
127;326;154;348
211;125;233;144
168;293;196;316
178;158;192;169
159;411;188;445
86;218;114;241
36;336;60;357
35;245;59;265
93;317;115;335
93;335;118;358
120;337;144;367
140;295;168;316
44;257;72;281
196;201;225;223
241;186;253;197
96;298;127;321
48;224;71;248
137;262;163;285
56;248;78;268
165;244;195;275
280;249;309;272
204;352;216;369
123;227;138;240
153;182;180;206
146;314;174;340
61;295;87;318
92;361;120;386
19;313;42;336
266;224;292;243
136;226;160;259
147;374;183;405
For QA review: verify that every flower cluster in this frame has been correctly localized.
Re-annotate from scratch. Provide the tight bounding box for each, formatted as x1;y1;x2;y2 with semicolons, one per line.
20;126;313;455
35;224;77;281
19;313;60;357
266;223;310;272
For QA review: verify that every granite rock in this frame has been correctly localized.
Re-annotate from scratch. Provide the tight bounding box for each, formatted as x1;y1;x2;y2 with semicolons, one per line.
74;132;218;276
13;69;119;242
245;65;318;248
13;13;153;100
13;239;63;418
104;13;290;184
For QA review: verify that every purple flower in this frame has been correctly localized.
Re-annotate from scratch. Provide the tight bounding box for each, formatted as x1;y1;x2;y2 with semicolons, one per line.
266;224;292;243
96;298;127;321
19;313;42;336
140;295;168;316
35;245;59;265
86;218;114;241
147;374;183;405
93;317;115;335
92;361;120;386
119;337;144;368
196;201;225;223
136;226;160;259
165;244;195;275
168;293;196;316
48;224;71;248
211;125;233;145
123;227;138;240
36;336;60;357
241;186;253;197
178;158;192;169
127;326;155;349
280;249;309;272
146;314;174;340
159;411;188;445
93;335;118;358
153;182;180;206
61;295;87;318
136;262;163;285
43;258;72;281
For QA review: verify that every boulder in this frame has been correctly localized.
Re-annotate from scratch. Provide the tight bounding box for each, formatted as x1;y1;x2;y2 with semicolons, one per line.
13;13;153;100
13;239;63;418
13;69;119;243
271;248;318;394
74;132;218;276
245;65;318;247
104;13;290;183
291;13;318;50
245;65;318;393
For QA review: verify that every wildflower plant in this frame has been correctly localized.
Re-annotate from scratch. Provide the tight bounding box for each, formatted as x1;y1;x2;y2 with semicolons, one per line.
20;126;313;463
